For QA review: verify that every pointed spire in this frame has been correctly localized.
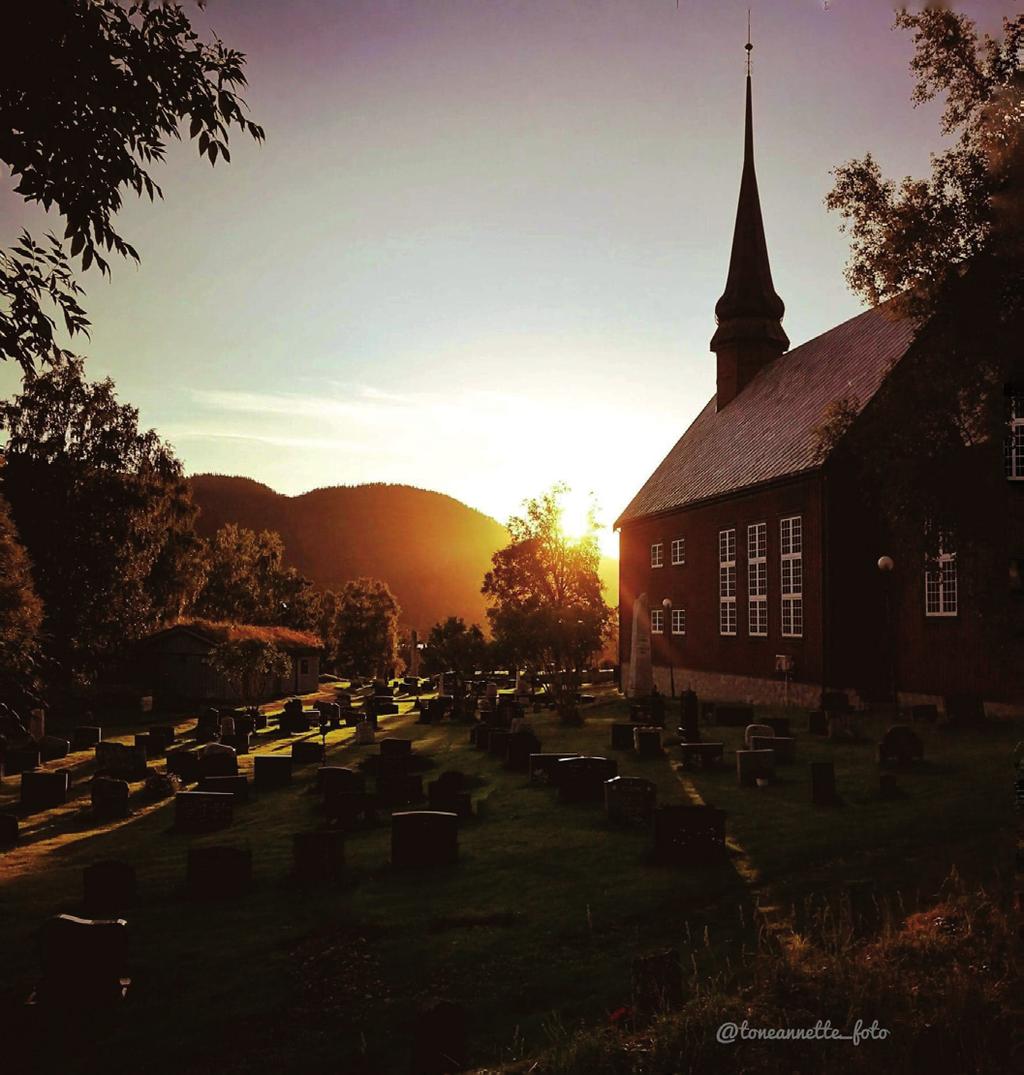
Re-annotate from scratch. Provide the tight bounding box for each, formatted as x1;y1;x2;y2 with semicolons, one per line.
711;41;788;361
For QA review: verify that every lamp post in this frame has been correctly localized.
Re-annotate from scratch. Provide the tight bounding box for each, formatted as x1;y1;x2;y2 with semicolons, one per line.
877;555;896;703
662;598;675;698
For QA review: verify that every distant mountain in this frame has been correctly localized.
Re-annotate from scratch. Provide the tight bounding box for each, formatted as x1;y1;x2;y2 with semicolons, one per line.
187;476;510;633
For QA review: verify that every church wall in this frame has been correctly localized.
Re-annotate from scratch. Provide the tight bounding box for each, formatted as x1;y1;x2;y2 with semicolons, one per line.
618;473;826;699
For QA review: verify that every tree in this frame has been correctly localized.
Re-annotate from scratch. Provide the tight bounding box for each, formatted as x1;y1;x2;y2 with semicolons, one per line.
0;493;44;703
482;485;611;722
421;617;488;694
0;357;199;684
193;523;321;629
825;9;1024;543
334;578;401;679
205;637;290;705
0;0;264;373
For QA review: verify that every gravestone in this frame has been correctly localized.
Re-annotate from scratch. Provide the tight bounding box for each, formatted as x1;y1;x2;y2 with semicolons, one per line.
878;725;924;768
292;830;346;883
427;772;473;819
221;732;250;755
765;717;791;737
37;914;129;1006
716;704;754;728
680;690;700;742
810;761;837;806
556;756;619;804
186;845;252;899
149;725;177;751
473;724;493;751
232;714;255;739
505;730;541;771
71;726;102;752
391;811;458;868
4;747;41;776
380;738;412;758
174;790;233;833
410;997;467;1075
604;776;656;824
626;593;653;697
83;861;136;915
808;710;828;736
736;749;775;786
318;766;365;796
21;769;69;811
528;752;580;785
134;733;163;759
611;723;636;751
198;775;250;802
92;777;130;820
196;743;238;779
354;721;376;745
292;740;325;765
679;741;725;769
744;723;775;749
0;813;18;846
652;805;727;865
751;735;795;764
944;694;986;726
143;770;181;799
38;736;70;762
194;708;221;742
95;742;148;781
910;704;939;724
488;727;510;759
633;726;663;757
632;949;684;1014
165;748;201;784
254;754;292;790
821;690;851;714
219;715;236;739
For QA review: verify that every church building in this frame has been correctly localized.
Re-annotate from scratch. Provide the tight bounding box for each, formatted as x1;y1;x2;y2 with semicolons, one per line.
615;60;1023;714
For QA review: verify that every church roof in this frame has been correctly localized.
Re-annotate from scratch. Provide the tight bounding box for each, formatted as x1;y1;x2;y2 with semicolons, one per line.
615;302;918;527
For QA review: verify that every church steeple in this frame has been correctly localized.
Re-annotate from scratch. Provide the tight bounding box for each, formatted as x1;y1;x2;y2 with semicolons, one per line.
711;36;788;409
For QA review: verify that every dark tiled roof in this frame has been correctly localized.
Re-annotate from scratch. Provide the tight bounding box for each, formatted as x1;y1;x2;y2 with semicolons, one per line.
615;303;918;526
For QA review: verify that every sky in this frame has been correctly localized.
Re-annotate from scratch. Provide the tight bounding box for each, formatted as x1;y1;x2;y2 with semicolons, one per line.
1;0;1017;556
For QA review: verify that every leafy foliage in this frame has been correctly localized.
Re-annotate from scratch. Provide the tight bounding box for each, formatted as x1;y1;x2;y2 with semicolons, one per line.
0;358;199;684
482;485;611;720
193;523;320;630
826;10;1024;316
421;616;488;692
0;0;264;372
0;493;43;702
825;9;1024;545
333;578;401;678
205;636;290;705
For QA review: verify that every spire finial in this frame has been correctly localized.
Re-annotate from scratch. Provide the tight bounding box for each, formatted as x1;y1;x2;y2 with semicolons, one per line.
746;10;752;76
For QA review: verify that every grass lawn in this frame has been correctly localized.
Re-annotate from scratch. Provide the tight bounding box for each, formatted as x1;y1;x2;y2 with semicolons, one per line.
0;691;753;1074
2;692;1017;1072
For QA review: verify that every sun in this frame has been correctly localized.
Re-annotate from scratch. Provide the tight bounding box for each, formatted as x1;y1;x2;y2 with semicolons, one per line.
558;488;595;542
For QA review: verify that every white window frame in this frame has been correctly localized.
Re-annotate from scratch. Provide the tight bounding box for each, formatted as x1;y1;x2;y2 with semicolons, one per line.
650;608;664;634
925;548;958;617
671;608;686;635
1007;395;1024;480
650;542;664;568
780;515;803;639
747;522;768;637
671;537;686;565
719;528;737;636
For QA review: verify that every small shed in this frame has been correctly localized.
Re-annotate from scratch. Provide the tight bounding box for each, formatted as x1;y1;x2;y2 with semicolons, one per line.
138;621;322;704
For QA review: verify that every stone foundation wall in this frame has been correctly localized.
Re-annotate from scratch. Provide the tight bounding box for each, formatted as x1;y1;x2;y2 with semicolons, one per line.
618;662;1024;718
